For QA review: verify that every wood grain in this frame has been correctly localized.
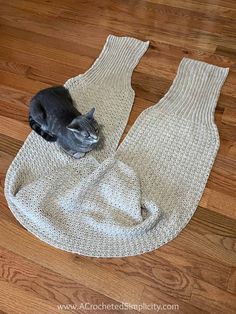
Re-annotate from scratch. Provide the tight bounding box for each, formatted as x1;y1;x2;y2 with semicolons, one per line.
0;0;235;313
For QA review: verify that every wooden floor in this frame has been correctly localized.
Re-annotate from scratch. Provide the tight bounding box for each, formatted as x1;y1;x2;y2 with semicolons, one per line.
0;0;236;313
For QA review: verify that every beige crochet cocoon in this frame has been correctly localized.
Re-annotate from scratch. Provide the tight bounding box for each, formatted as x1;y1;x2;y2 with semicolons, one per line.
4;35;229;257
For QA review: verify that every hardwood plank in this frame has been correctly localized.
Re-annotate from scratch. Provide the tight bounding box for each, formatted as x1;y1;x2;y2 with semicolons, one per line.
222;108;236;126
0;280;69;314
0;0;63;17
83;208;235;296
0;134;23;156
0;151;13;187
207;155;236;197
0;57;29;76
0;246;136;314
141;285;209;314
175;207;236;266
227;267;236;294
0;70;49;94
0;2;218;52
228;143;236;158
0;33;93;70
145;0;236;19
190;279;236;314
194;0;236;10
200;188;236;220
0;219;145;305
217;139;236;158
0;115;30;142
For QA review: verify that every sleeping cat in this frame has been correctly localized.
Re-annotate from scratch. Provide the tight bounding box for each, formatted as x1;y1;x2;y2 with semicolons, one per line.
29;86;100;158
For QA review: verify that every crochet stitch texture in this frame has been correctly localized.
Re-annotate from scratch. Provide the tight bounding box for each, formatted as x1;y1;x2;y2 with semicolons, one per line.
4;35;229;257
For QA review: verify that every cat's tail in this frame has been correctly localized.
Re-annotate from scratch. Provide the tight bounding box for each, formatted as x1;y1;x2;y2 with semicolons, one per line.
29;116;57;142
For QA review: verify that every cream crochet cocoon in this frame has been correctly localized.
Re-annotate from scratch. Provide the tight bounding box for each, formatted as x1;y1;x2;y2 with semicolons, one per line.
4;35;229;257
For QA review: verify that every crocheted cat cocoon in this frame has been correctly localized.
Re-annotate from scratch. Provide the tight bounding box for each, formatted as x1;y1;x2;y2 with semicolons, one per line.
5;35;229;257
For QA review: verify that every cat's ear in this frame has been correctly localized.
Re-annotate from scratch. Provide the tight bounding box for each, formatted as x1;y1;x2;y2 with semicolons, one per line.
67;117;81;132
86;108;95;120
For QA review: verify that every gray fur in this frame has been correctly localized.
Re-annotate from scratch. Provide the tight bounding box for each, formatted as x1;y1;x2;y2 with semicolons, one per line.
29;86;100;158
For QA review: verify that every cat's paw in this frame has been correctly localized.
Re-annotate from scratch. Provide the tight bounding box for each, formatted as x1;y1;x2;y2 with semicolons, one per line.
73;152;85;159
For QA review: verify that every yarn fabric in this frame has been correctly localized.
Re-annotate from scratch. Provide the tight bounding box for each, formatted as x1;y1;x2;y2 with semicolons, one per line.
4;36;229;257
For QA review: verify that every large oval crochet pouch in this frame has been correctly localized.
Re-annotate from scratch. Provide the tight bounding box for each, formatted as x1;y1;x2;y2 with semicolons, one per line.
5;35;228;257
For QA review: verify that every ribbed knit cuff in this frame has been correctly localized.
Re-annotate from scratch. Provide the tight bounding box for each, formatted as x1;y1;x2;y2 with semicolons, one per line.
158;58;229;126
80;35;149;86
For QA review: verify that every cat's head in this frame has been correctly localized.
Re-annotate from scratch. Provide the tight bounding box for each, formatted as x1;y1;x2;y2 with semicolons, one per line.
67;108;100;152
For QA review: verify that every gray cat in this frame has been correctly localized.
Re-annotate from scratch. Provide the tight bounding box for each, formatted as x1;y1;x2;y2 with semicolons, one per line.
29;86;100;158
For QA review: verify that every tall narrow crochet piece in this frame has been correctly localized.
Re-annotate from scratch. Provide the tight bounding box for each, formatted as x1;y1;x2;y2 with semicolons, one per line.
5;35;229;257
